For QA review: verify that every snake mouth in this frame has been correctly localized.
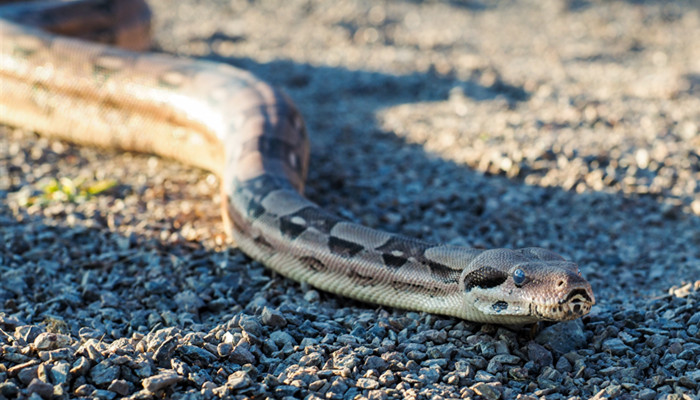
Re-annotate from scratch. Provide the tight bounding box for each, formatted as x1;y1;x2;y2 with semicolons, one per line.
560;288;594;305
532;288;594;321
557;288;594;320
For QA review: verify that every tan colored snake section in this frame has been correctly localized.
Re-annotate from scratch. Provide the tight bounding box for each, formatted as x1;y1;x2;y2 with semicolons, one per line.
0;0;594;324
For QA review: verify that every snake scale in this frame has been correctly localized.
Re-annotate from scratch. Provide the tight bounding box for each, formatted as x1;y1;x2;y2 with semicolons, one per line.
0;0;594;324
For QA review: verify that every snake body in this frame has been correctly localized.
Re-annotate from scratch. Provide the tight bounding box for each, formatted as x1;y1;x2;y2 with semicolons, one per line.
0;0;594;324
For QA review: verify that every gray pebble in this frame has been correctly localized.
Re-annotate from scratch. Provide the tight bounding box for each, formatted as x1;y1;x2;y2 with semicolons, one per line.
637;388;657;400
262;307;287;328
142;370;181;393
535;320;587;354
303;290;320;303
178;345;217;365
270;331;296;349
17;364;40;385
470;382;502;400
153;337;178;366
601;338;631;356
90;360;120;387
15;325;42;344
50;361;70;385
238;315;263;337
107;379;130;396
527;342;553;368
0;382;20;397
26;379;53;400
33;333;71;350
227;371;252;389
356;377;379;389
230;345;256;365
70;356;91;376
93;389;117;399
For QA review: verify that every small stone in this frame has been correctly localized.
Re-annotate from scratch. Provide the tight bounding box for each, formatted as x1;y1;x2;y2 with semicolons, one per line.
535;320;587;354
108;379;130;396
470;382;501;400
637;388;656;400
174;290;205;313
299;351;323;367
238;316;263;337
491;354;521;365
379;370;396;385
275;384;299;397
0;382;20;397
367;389;388;400
303;290;320;303
261;307;287;328
646;334;669;348
70;356;91;376
178;345;217;365
143;370;181;393
527;342;553;368
602;338;630;356
153;337;178;366
13;360;39;383
678;376;697;389
364;355;387;371
15;325;42;344
356;377;379;389
50;361;70;385
40;347;72;361
555;356;572;372
227;371;252;389
33;333;72;350
27;378;54;400
230;346;256;364
74;384;96;397
93;389;117;399
475;370;496;382
217;342;233;357
270;331;296;349
90;360;120;387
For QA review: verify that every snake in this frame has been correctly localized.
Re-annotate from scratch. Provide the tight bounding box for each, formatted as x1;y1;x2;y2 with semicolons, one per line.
0;0;594;324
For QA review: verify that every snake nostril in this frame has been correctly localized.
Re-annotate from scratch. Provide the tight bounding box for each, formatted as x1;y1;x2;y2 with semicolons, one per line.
557;280;565;288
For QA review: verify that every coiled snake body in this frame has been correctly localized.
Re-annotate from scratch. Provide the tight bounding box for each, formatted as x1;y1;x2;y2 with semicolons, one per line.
0;0;594;324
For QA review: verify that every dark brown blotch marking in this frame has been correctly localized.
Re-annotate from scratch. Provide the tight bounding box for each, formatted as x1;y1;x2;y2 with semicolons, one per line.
492;301;508;312
328;236;363;258
347;269;374;286
376;237;458;284
463;266;508;291
278;216;307;240
246;202;265;220
278;206;338;239
299;256;326;273
253;235;273;251
381;253;407;268
425;260;459;284
376;236;429;258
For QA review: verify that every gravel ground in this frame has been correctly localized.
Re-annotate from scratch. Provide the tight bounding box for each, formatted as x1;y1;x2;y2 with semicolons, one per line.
2;0;700;399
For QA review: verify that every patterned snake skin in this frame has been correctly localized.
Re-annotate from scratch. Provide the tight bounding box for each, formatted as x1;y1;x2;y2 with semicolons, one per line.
0;0;594;324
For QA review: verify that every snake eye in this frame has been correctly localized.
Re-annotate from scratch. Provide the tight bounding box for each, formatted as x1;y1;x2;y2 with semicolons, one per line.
512;268;526;287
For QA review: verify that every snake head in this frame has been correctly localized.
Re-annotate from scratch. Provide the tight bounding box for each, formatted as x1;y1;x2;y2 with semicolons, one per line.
460;247;595;324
